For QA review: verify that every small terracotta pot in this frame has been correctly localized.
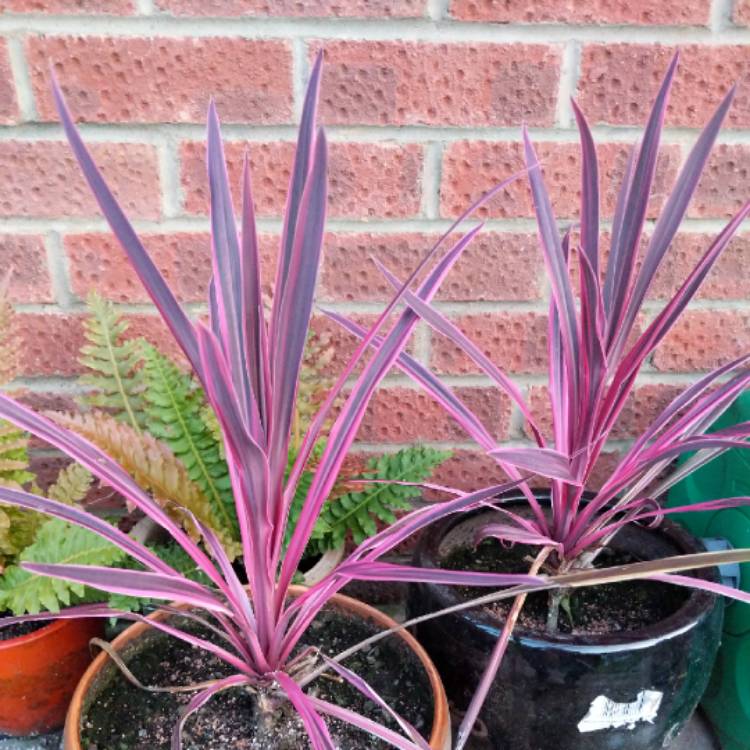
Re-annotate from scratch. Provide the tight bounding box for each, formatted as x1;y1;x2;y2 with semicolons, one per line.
0;617;104;736
64;587;451;749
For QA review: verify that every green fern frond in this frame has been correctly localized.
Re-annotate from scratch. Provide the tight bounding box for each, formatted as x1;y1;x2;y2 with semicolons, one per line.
46;463;93;506
0;518;127;615
0;420;34;490
314;446;451;552
0;505;43;569
49;411;239;557
79;292;145;432
141;344;238;541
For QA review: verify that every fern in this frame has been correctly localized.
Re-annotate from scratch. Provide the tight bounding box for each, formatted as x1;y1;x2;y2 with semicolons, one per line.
0;505;43;570
79;292;145;432
0;273;33;492
301;446;450;555
49;411;239;558
140;344;238;541
0;421;34;489
46;463;93;506
0;518;127;615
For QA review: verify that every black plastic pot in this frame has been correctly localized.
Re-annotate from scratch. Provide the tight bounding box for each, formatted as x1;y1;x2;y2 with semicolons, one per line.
408;494;724;750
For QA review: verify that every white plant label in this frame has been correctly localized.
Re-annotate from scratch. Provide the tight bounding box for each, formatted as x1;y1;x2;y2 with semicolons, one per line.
577;690;663;733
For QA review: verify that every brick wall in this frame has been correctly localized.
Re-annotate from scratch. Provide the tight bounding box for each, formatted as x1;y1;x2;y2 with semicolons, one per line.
1;0;749;490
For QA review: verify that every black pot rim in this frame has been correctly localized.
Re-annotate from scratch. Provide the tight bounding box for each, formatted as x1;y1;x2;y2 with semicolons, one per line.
412;491;720;653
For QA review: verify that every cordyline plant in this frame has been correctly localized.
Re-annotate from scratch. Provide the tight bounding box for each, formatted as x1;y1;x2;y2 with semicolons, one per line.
0;55;554;748
332;52;750;748
2;52;750;750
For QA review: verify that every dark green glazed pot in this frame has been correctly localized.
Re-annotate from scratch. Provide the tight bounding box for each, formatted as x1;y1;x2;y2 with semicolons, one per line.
408;494;724;750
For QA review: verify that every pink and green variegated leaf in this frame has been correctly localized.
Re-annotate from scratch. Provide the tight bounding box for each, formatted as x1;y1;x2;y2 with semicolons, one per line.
337;561;544;587
50;76;201;378
240;152;270;438
282;167;531;533
269;129;328;486
172;675;250;750
0;393;225;590
603;53;678;354
206;101;260;436
323;309;498;451
309;697;427;750
275;672;336;750
613;85;736;358
271;52;324;346
615;201;750;390
477;523;563;553
321;655;431;750
489;447;581;484
648;573;750;605
375;259;544;447
20;563;231;615
278;224;485;598
0;485;173;574
523;128;580;400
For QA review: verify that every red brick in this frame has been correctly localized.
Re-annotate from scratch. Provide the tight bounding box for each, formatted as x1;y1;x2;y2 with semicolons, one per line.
734;0;750;25
652;310;750;372
440;140;680;219
16;313;86;377
450;0;709;24
528;383;683;441
689;145;750;219
29;37;292;124
181;141;423;218
313;41;560;127
0;141;160;219
358;386;510;443
2;0;134;12
0;235;52;303
320;231;544;303
649;232;750;300
155;0;426;16
431;449;510;492
578;45;750;128
65;231;282;304
15;312;183;377
430;312;548;375
309;312;418;379
0;40;19;125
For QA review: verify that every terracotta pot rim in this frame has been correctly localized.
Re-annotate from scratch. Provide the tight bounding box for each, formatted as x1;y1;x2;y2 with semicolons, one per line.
0;616;70;651
64;586;451;750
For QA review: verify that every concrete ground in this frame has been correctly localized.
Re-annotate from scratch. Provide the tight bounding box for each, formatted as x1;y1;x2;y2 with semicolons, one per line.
0;711;720;749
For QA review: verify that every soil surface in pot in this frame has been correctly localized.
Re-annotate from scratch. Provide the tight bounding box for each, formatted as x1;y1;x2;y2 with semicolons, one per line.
440;539;689;635
81;609;432;749
0;617;50;641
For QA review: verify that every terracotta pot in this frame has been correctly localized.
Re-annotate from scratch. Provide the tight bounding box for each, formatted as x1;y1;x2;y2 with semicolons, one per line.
0;617;104;736
64;586;451;749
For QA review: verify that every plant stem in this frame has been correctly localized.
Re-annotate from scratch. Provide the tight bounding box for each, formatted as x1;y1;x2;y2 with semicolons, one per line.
546;588;564;634
455;546;553;750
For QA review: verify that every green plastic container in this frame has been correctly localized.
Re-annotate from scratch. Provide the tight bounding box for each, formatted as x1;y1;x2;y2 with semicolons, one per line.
667;391;750;750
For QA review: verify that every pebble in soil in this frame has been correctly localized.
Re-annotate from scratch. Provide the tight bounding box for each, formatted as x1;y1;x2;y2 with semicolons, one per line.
82;610;433;749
